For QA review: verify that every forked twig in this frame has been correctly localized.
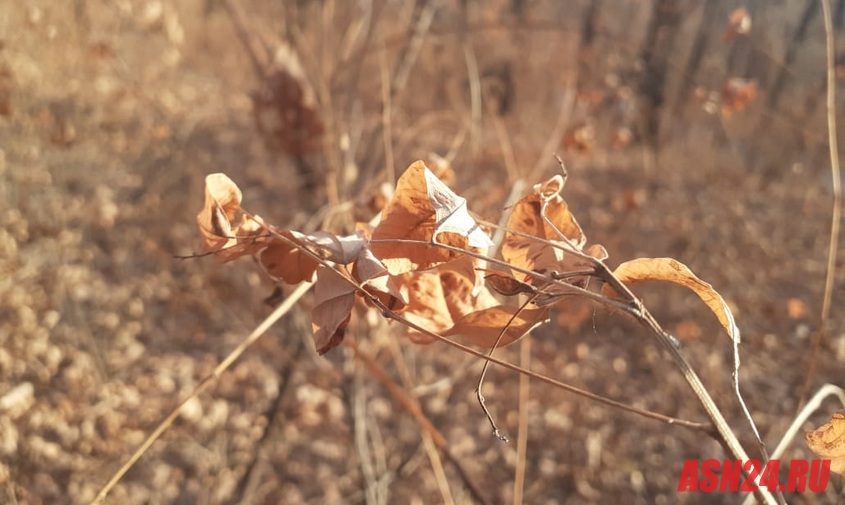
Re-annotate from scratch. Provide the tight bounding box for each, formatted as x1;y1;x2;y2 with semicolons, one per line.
90;281;314;504
476;294;539;442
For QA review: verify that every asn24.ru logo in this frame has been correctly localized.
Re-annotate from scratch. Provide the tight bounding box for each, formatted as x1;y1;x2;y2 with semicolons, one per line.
678;459;830;492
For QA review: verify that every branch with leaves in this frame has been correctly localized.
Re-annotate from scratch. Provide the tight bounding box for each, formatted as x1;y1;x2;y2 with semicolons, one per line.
191;159;781;502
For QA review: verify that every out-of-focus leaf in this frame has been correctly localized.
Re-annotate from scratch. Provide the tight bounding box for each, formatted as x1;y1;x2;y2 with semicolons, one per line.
806;411;845;475
722;8;751;42
721;78;758;117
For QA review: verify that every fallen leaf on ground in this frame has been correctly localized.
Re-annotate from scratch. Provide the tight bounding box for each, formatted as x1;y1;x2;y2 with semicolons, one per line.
370;160;492;275
606;258;741;343
806;411;845;475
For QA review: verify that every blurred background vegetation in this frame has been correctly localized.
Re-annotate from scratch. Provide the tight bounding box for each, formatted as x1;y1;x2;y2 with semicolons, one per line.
1;0;843;503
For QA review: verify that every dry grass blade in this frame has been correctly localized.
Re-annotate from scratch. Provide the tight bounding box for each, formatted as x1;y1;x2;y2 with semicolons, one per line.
801;0;842;408
352;342;490;505
384;338;456;505
512;337;531;505
90;281;314;505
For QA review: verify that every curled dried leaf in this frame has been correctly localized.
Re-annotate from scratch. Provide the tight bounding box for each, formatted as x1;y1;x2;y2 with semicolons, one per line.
806;412;845;475
502;176;589;283
353;245;408;312
294;230;366;264
484;271;537;297
259;233;319;284
370;161;492;275
311;267;356;355
397;265;497;344
606;258;741;343
196;173;266;261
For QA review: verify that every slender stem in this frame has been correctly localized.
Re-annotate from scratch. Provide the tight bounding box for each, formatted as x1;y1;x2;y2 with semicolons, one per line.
801;0;842;408
475;295;538;442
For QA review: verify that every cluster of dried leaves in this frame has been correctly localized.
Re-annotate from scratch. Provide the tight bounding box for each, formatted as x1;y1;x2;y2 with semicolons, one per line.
197;160;741;355
196;160;845;483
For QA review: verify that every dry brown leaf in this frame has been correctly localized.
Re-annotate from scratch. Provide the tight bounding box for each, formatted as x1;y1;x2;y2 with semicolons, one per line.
484;271;537;296
311;267;356;355
722;8;751;42
196;173;266;261
441;270;498;322
607;258;741;343
445;305;550;348
398;266;497;345
806;412;845;475
502;175;589;283
721;78;758;117
294;230;366;264
370;160;492;275
352;245;408;312
400;271;453;344
258;233;319;284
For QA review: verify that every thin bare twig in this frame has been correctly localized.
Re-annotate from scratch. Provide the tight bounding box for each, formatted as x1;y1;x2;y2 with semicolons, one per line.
476;294;539;442
256;225;708;431
379;43;395;184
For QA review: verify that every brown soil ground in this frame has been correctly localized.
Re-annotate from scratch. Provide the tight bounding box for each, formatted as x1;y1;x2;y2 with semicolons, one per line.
1;1;844;504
